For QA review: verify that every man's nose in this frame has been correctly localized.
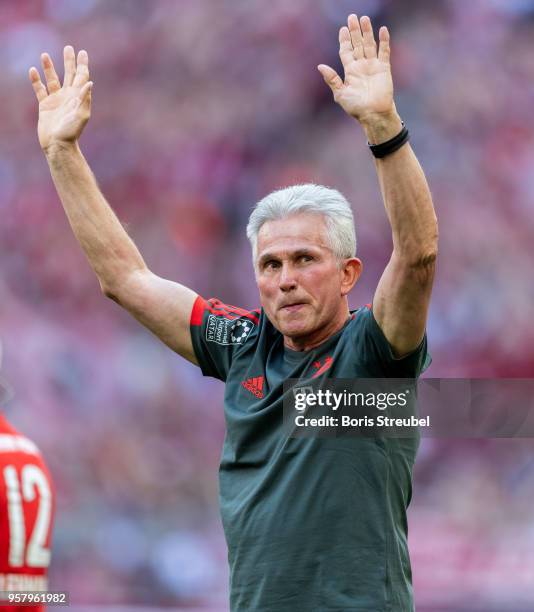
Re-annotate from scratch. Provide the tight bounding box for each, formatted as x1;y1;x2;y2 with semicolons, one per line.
279;265;297;292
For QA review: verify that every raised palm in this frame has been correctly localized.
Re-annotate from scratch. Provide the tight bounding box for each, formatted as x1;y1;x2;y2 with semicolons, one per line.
318;15;394;122
29;46;93;151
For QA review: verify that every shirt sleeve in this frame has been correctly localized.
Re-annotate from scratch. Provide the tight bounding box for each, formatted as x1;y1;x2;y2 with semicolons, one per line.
189;295;261;382
353;305;431;378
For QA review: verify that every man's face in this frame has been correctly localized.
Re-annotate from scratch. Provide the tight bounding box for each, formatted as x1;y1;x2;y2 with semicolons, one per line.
255;212;360;345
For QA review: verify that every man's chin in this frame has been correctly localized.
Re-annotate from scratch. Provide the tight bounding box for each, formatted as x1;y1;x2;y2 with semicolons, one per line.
276;318;313;339
263;308;316;338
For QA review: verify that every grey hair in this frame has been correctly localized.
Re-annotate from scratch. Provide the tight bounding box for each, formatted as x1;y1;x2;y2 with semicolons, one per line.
246;183;357;265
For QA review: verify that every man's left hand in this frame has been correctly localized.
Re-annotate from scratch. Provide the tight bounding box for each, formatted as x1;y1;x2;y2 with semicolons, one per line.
318;15;395;127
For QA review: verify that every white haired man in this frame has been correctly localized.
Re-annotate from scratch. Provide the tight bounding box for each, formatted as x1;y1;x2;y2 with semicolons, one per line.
29;13;437;611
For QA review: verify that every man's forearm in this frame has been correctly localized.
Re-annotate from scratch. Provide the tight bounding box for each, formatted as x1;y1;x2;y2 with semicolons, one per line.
45;141;146;292
361;111;438;263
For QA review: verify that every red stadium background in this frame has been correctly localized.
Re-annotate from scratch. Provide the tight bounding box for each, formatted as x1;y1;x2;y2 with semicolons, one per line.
1;0;534;610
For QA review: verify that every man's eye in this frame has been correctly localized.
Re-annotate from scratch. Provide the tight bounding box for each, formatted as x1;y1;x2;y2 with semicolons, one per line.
299;255;313;263
265;260;280;270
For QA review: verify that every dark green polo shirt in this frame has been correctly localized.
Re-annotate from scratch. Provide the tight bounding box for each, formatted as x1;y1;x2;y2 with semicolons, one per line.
190;297;429;611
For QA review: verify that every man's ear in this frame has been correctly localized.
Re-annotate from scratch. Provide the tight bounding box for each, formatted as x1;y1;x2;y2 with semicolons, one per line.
340;258;363;296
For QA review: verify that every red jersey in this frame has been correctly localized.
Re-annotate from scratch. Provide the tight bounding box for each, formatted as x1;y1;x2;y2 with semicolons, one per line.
0;414;55;612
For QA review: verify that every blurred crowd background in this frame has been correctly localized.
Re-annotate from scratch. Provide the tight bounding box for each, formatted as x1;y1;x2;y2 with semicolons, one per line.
1;0;534;610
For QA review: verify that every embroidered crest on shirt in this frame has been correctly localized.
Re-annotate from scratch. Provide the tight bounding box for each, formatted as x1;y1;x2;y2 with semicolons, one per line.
205;315;254;345
311;356;333;378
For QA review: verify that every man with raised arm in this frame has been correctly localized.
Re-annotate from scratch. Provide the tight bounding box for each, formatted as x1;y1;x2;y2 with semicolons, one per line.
30;14;437;611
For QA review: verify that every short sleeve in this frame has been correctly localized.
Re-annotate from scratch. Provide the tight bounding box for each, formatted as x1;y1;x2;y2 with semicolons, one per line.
353;306;431;378
189;296;261;381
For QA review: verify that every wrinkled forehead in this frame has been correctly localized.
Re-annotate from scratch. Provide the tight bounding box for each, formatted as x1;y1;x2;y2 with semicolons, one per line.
256;212;330;256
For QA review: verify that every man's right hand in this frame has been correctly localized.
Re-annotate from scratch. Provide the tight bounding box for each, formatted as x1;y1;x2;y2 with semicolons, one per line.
29;47;200;366
29;46;93;153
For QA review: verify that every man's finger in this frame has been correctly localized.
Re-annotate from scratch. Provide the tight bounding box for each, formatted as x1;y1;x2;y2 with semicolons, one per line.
28;67;48;103
317;64;344;93
347;14;364;60
40;53;61;94
338;27;354;69
378;26;390;64
63;45;76;88
73;49;90;88
360;16;377;59
79;81;93;107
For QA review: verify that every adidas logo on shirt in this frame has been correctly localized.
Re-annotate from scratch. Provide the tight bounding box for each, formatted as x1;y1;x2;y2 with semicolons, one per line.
242;376;264;399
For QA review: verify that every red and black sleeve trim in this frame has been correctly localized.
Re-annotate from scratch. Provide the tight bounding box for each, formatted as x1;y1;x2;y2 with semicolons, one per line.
190;295;207;326
190;296;260;326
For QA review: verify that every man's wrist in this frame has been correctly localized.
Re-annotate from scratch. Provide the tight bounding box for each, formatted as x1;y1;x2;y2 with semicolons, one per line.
43;140;80;162
359;110;403;145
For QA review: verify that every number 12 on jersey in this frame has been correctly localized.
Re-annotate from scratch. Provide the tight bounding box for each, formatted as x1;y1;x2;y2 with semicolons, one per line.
3;465;52;568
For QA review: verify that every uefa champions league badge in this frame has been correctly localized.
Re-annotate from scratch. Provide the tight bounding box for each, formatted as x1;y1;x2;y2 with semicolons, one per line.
206;315;255;345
